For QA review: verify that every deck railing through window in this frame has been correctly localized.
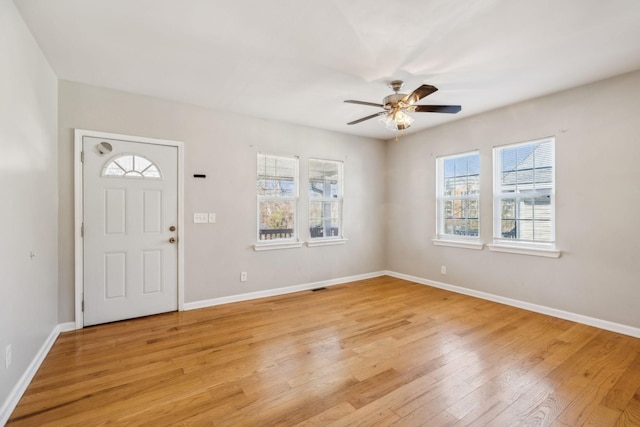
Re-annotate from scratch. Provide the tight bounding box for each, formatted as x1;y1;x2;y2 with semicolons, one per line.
258;229;294;240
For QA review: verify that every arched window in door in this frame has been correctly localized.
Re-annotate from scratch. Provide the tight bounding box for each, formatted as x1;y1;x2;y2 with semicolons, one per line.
103;154;161;179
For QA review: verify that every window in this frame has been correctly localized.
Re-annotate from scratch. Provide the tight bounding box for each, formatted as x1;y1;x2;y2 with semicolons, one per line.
308;159;343;240
256;154;299;244
492;137;556;250
103;154;161;179
436;151;480;243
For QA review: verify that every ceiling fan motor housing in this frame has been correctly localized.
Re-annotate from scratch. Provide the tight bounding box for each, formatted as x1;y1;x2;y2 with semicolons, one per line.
383;93;406;110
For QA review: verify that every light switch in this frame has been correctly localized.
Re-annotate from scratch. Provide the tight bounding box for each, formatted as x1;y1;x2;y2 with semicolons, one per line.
194;213;208;223
208;213;216;223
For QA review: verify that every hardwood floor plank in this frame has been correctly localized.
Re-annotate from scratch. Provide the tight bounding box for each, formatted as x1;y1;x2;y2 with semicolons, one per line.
617;390;640;426
294;402;356;426
602;350;640;411
7;277;640;426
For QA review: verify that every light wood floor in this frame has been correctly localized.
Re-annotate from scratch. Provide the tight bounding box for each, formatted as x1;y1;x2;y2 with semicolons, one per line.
8;276;640;426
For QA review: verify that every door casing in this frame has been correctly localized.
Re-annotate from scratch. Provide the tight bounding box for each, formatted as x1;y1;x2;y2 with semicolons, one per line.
74;129;185;329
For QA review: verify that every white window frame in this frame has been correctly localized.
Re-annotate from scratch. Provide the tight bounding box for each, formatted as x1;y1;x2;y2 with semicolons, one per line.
254;153;302;251
433;151;483;250
307;158;347;247
489;137;560;258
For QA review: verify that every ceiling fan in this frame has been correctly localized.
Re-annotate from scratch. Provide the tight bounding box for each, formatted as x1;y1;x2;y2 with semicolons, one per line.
344;80;461;136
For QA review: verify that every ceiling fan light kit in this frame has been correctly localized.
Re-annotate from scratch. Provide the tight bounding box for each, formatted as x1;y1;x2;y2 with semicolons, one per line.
345;80;461;141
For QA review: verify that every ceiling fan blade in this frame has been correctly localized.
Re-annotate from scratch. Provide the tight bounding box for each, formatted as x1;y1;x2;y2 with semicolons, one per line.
414;105;461;114
347;111;387;125
344;100;385;108
402;84;438;105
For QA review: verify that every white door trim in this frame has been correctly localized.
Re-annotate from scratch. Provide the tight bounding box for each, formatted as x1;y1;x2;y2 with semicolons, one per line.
74;129;185;329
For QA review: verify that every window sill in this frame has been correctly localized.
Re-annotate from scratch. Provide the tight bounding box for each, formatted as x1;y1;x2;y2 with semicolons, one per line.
306;238;348;247
432;238;484;250
487;243;561;258
253;241;303;251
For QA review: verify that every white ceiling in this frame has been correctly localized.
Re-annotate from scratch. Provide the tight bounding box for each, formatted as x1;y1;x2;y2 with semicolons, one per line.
13;0;640;140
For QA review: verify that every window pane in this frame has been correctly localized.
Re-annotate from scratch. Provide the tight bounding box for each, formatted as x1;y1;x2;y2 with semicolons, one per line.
258;200;295;240
309;159;340;178
444;219;455;234
500;198;516;220
468;155;480;175
309;159;341;199
454;157;468;176
309;200;341;238
501;148;518;173
501;219;518;239
499;141;553;193
494;138;555;243
105;162;125;176
142;165;160;178
534;167;553;189
309;159;342;239
116;155;133;171
257;154;298;242
533;196;551;218
453;176;467;195
468;174;480;195
257;154;297;197
309;178;339;198
468;200;479;219
455;200;468;219
437;152;480;239
443;177;456;197
534;219;553;242
444;158;455;178
103;154;160;179
446;218;478;236
134;156;151;172
444;200;454;219
520;198;535;220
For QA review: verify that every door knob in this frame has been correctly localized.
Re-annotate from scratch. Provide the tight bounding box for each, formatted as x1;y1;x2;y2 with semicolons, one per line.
169;226;176;232
169;237;176;244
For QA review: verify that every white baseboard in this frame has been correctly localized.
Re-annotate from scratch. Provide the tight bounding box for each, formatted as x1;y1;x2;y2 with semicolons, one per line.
183;271;386;311
384;270;640;339
0;322;75;425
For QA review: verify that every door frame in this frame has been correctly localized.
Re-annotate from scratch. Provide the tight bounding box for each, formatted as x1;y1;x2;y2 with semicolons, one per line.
73;129;185;329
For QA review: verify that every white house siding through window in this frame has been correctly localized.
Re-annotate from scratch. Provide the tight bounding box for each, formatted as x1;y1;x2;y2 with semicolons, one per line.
493;138;555;244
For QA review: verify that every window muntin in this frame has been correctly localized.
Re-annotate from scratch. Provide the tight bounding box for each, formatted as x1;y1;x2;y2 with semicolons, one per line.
436;152;480;238
493;137;555;244
308;159;343;239
257;154;298;241
103;154;161;179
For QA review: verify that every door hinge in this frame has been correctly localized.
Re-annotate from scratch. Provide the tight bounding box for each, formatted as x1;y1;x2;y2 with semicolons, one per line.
81;223;84;238
80;151;84;163
81;300;84;312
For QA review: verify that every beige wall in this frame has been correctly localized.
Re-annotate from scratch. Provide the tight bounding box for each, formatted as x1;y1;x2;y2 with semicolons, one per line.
386;70;640;328
0;0;58;409
58;81;387;322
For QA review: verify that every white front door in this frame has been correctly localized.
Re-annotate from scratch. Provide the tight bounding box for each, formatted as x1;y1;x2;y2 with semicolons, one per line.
82;135;178;326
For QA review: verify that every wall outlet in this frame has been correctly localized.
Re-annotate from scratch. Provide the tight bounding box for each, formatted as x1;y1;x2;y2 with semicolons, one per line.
208;213;216;223
441;265;447;275
194;213;208;223
5;344;11;368
240;272;248;282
